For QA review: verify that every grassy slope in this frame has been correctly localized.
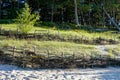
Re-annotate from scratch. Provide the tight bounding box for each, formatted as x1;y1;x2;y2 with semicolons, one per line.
0;23;120;57
0;39;119;58
0;39;97;55
1;24;120;42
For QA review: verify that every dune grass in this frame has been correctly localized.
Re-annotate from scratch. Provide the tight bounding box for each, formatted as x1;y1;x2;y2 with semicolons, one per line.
1;23;120;43
0;38;119;58
0;39;96;53
0;23;119;57
106;44;120;56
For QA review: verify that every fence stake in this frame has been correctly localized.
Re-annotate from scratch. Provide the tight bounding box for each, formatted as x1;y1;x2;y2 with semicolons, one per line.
61;52;64;68
34;46;36;54
58;30;59;36
22;61;25;68
108;56;110;67
13;46;16;56
0;26;2;35
8;29;11;38
83;54;86;69
73;52;75;63
91;53;94;68
22;48;25;57
47;49;50;67
15;28;18;39
21;47;25;68
100;55;103;66
114;55;116;66
47;30;50;40
61;52;64;60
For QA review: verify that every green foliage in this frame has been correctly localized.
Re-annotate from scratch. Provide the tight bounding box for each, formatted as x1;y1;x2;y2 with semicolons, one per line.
16;3;39;33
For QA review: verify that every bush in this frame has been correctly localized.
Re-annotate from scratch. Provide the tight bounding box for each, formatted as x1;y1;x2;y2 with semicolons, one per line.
16;3;39;34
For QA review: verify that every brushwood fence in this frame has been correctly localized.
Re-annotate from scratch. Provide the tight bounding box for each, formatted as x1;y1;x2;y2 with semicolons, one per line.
0;46;120;68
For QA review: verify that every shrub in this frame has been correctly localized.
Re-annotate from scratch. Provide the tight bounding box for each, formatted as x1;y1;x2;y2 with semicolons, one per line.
16;3;39;34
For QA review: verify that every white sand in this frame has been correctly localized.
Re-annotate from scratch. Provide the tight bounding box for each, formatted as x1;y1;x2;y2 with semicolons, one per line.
95;45;118;55
0;65;120;80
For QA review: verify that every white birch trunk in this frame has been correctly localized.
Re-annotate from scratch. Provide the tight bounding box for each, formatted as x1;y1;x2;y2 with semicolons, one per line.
74;0;79;25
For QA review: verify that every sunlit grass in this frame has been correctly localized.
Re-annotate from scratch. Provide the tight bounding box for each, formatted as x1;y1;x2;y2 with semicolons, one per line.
0;38;119;57
0;39;100;56
1;23;120;42
106;44;120;56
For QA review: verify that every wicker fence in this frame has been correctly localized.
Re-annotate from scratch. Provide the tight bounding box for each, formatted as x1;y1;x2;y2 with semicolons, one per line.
0;46;120;68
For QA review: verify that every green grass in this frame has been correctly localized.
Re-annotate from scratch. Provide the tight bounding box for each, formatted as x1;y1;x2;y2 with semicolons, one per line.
106;44;120;56
0;39;95;52
0;38;101;58
0;23;120;57
1;23;120;43
0;38;119;58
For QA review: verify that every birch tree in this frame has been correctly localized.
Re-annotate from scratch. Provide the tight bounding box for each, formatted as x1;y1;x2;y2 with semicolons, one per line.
74;0;79;25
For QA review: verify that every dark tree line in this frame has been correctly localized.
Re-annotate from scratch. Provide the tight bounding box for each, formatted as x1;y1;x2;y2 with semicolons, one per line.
0;0;120;28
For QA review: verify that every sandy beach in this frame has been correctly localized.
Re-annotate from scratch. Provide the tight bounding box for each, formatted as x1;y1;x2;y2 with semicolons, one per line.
0;64;120;80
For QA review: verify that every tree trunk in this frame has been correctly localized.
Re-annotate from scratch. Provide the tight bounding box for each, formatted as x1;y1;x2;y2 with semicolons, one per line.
102;9;105;27
102;7;120;31
74;0;79;25
61;8;64;23
51;4;54;22
51;0;54;22
0;0;2;19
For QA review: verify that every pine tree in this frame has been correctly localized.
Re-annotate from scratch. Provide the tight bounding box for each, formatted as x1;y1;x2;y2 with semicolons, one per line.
16;3;39;34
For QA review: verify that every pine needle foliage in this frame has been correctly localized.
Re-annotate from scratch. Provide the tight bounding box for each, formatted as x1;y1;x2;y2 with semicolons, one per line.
16;3;39;34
